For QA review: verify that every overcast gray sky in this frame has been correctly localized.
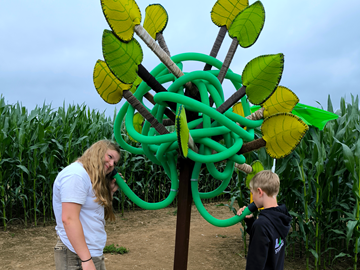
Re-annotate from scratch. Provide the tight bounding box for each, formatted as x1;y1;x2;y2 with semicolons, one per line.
1;0;359;118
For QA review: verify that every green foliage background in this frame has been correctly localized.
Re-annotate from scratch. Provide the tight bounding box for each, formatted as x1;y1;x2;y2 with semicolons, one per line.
0;94;359;269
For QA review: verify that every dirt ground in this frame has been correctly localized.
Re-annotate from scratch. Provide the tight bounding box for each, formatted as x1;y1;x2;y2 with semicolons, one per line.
0;202;349;270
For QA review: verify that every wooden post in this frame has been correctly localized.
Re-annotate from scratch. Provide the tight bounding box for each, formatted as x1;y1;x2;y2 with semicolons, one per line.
173;158;195;270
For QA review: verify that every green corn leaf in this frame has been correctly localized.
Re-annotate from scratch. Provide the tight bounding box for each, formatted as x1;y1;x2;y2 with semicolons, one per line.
327;94;334;113
16;165;30;175
242;53;284;105
309;249;318;260
93;60;132;104
355;122;360;133
143;4;168;40
332;252;352;264
211;0;248;29
228;1;265;48
101;0;141;42
346;220;358;249
354;137;360;165
341;142;355;174
331;229;345;235
102;30;143;84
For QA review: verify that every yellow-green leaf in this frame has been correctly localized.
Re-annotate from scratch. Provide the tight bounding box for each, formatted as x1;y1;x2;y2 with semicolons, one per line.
262;113;309;159
143;4;168;40
101;0;141;42
262;86;299;118
93;60;132;104
246;160;264;188
102;30;143;84
228;1;265;48
233;102;245;117
128;112;144;142
176;105;189;158
232;102;248;130
130;76;143;94
242;53;284;105
211;0;249;29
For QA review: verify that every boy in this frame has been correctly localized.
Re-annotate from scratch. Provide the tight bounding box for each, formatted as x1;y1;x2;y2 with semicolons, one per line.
237;170;292;270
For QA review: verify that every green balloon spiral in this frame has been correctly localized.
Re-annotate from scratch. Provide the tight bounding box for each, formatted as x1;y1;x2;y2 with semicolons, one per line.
113;52;263;226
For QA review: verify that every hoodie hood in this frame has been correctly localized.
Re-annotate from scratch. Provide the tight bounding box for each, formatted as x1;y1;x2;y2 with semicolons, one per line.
259;204;292;239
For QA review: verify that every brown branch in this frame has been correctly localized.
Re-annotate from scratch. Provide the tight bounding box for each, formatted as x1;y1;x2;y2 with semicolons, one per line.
217;37;238;85
204;25;227;71
162;118;175;126
123;90;169;135
156;33;171;56
238;138;266;155
235;163;253;174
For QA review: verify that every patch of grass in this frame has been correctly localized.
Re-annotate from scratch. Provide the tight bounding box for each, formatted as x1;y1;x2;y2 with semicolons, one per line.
103;244;129;255
217;234;227;238
167;210;177;216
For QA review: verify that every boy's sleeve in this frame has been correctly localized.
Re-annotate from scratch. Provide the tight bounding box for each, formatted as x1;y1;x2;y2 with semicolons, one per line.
246;221;270;270
244;217;255;235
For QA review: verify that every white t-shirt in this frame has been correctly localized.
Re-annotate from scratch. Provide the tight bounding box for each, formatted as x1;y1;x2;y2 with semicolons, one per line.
52;162;107;256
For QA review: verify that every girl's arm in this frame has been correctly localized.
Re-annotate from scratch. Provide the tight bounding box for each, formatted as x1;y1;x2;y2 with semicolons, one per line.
62;202;96;270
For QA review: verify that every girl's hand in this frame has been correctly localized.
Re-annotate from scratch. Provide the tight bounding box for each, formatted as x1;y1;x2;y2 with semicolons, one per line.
119;172;126;183
82;259;96;270
109;172;127;197
109;178;118;196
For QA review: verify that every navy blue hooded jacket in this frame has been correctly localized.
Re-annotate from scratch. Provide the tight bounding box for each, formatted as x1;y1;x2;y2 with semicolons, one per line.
244;204;292;270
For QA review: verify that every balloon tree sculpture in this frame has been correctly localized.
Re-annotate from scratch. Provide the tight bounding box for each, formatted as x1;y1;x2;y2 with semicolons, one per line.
93;0;338;268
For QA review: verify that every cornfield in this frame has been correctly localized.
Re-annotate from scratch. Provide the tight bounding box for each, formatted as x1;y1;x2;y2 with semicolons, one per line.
0;95;230;230
0;94;359;269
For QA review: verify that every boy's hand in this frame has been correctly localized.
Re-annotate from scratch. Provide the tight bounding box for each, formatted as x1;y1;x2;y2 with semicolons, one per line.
237;206;253;218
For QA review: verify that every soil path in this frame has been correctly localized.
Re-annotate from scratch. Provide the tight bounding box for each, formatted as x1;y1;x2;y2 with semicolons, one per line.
1;202;307;269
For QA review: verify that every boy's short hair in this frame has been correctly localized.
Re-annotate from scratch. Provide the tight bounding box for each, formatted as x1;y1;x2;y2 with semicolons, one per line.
249;170;280;197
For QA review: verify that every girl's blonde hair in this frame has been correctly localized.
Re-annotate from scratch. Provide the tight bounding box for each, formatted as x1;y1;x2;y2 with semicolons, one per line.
249;170;280;197
78;140;120;221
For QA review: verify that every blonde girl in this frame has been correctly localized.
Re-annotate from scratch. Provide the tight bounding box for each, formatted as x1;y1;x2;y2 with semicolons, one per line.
53;140;121;270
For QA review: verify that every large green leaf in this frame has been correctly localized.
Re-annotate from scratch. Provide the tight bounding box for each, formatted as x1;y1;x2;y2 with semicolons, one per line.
101;0;141;42
129;76;143;94
211;0;249;29
102;30;143;84
251;102;339;130
128;112;144;143
93;60;132;104
143;4;168;40
246;160;264;188
242;53;284;105
175;105;189;158
228;1;265;48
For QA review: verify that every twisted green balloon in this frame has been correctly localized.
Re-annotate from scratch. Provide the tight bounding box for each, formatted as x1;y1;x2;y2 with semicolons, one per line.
113;52;262;225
